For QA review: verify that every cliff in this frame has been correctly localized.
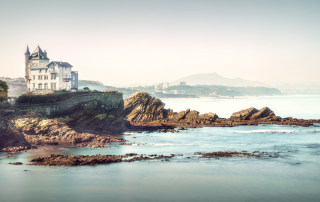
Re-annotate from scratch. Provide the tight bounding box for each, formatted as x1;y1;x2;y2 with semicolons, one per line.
0;91;126;150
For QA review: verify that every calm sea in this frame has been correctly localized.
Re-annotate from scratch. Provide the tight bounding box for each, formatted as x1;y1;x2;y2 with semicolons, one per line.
0;95;320;202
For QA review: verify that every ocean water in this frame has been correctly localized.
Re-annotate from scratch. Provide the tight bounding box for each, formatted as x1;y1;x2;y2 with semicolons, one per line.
0;95;320;202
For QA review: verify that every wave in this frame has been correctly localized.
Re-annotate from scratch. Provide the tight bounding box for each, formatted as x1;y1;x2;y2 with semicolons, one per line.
152;143;196;146
232;129;320;134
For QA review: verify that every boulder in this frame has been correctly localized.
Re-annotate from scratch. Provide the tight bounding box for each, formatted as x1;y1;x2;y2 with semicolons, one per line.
230;107;258;120
250;107;275;120
185;110;199;120
199;112;218;121
124;92;168;122
170;109;191;121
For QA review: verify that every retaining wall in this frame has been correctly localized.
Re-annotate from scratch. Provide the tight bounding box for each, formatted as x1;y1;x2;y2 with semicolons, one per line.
14;92;123;116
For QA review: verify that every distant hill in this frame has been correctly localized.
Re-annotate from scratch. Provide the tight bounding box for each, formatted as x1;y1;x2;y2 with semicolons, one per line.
170;73;268;87
78;80;115;91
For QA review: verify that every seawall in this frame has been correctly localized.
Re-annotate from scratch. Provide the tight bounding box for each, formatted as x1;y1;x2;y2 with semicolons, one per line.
14;92;123;116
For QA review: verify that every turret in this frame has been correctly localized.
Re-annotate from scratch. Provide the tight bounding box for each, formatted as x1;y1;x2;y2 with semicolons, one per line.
25;45;30;80
43;50;47;58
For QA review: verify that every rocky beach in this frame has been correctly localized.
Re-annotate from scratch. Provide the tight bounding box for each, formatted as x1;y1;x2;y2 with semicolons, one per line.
1;92;320;167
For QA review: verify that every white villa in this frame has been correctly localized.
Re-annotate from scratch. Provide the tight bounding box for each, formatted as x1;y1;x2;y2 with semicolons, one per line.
24;45;78;93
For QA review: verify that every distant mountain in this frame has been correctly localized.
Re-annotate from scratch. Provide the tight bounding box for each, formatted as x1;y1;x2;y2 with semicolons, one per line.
170;73;268;87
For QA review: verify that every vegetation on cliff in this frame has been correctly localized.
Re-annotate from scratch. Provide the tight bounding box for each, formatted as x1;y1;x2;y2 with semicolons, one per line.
15;90;118;104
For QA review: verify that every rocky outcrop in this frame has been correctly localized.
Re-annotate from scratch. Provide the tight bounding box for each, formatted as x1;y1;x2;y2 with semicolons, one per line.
13;118;124;147
230;107;275;120
29;153;175;166
200;151;280;158
250;107;275;120
29;154;122;166
0;117;31;151
124;92;320;129
124;92;172;123
230;107;258;120
0;94;126;150
124;92;220;127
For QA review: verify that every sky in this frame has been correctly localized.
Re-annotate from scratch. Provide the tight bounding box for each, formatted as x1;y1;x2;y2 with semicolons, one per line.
0;0;319;86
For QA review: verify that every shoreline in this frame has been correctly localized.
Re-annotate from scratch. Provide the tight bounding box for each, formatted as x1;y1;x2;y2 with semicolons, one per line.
160;94;320;100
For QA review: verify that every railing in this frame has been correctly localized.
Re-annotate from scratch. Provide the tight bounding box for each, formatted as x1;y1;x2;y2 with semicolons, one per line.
63;78;72;82
49;69;58;74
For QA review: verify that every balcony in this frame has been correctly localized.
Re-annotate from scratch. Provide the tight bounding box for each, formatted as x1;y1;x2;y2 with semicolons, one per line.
63;78;72;82
49;69;58;74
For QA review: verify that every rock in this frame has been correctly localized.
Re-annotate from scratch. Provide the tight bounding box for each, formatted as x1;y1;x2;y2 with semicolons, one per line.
124;92;170;123
29;154;122;166
198;112;218;121
9;162;23;165
230;107;259;120
170;109;191;121
13;118;125;147
0;117;31;151
250;107;275;120
123;93;320;128
6;155;18;158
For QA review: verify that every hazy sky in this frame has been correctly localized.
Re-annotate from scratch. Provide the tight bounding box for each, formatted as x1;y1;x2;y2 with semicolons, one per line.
0;0;319;86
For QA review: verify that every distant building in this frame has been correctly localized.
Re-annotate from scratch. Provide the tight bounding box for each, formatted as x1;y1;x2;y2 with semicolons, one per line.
180;81;186;86
24;45;78;92
155;83;169;90
164;90;186;94
163;83;169;89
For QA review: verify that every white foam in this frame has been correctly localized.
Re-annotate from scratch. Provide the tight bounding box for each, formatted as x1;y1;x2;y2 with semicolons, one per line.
232;129;320;134
152;143;196;146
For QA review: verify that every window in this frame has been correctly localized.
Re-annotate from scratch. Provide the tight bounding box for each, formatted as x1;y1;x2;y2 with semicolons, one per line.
39;69;42;73
44;83;48;90
33;75;35;80
51;83;56;90
45;69;48;73
38;75;42;80
33;83;35;90
73;76;75;80
38;83;42;90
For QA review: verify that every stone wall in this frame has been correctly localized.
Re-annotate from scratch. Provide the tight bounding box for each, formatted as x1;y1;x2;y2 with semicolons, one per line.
14;92;123;116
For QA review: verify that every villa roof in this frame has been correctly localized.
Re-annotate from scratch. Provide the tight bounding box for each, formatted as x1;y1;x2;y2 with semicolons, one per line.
29;61;73;70
29;62;50;70
25;45;30;55
51;61;73;68
29;45;50;60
